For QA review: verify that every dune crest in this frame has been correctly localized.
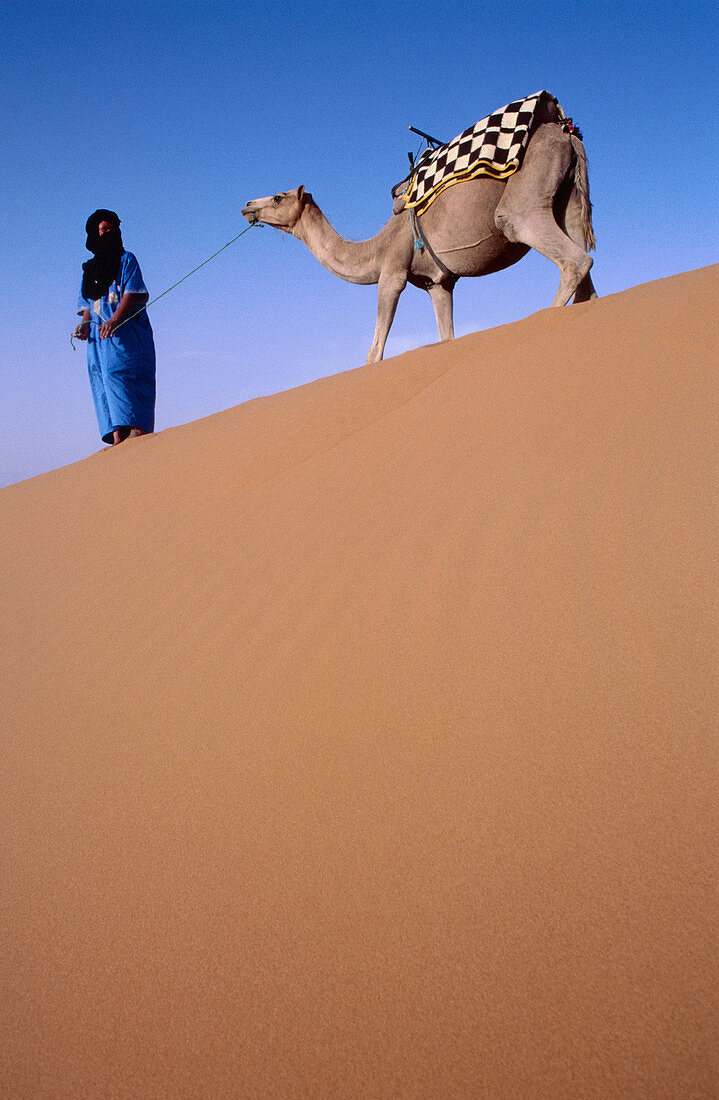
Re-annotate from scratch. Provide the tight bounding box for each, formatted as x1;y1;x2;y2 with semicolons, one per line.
1;266;717;1098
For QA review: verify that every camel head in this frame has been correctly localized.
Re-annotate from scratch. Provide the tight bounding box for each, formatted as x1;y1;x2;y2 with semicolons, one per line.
241;186;308;233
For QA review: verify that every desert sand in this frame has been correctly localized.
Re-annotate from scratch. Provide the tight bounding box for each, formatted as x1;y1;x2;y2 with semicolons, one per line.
1;266;717;1098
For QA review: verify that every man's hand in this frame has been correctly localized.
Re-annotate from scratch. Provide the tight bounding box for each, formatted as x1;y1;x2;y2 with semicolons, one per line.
73;321;91;341
99;317;117;339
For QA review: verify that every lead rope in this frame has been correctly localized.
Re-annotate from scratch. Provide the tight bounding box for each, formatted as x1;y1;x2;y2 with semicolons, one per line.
71;221;260;349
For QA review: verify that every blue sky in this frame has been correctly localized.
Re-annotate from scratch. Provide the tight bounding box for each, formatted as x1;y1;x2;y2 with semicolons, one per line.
2;0;717;486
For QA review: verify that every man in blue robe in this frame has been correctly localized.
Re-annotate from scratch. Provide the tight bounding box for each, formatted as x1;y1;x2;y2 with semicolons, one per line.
74;210;156;446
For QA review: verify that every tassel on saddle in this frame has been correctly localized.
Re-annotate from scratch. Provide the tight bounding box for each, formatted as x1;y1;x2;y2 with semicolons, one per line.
560;117;584;140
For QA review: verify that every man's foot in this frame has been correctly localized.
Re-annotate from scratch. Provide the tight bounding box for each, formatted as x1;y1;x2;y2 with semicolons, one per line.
112;427;130;445
128;428;147;439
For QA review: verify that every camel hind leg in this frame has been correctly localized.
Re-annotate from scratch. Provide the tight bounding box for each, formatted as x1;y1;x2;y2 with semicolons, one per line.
494;123;593;307
559;187;597;301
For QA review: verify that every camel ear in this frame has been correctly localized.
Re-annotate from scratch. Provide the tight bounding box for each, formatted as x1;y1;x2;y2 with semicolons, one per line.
297;185;305;202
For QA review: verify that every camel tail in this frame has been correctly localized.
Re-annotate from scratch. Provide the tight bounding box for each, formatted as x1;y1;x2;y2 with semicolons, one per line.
570;133;596;251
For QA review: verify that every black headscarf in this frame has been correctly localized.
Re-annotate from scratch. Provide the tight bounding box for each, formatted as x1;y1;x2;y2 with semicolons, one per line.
81;209;125;300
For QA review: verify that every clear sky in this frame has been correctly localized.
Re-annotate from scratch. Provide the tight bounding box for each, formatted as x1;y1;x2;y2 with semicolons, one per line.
2;0;717;487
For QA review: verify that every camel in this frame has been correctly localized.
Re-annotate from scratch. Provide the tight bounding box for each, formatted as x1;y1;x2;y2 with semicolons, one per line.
242;99;597;362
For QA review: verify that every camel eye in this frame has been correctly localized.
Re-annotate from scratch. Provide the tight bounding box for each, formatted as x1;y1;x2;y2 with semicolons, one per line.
273;195;282;204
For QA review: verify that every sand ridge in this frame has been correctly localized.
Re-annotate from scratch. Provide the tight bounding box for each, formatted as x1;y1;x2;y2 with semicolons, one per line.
1;266;717;1097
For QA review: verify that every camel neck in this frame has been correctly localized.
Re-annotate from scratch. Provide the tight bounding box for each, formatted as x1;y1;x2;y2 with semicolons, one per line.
293;202;387;285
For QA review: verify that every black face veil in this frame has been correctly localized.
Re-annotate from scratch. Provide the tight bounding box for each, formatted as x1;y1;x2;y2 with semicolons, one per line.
81;210;125;301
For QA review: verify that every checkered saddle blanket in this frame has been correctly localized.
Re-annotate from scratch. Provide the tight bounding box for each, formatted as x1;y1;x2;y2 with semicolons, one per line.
395;91;567;217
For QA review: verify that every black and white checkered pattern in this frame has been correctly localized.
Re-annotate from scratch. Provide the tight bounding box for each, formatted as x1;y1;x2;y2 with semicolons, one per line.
403;91;563;216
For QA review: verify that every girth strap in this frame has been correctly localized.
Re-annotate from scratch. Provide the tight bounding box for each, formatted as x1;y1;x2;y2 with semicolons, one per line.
410;209;455;281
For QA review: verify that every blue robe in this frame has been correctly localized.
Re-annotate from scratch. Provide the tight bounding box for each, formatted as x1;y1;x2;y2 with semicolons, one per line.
78;252;156;443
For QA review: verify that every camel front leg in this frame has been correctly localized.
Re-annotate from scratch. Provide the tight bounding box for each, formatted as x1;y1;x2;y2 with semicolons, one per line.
427;281;455;342
367;272;407;362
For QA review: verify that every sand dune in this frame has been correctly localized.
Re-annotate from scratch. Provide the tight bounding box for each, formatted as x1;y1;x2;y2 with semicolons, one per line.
1;266;717;1098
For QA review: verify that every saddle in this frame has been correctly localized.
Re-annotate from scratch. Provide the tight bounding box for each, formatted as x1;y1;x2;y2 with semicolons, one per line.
392;91;570;217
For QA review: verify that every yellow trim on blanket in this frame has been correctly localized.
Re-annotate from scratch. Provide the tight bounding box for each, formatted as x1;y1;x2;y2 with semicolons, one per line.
404;159;521;217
